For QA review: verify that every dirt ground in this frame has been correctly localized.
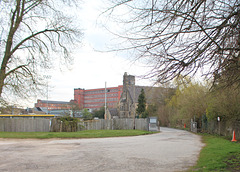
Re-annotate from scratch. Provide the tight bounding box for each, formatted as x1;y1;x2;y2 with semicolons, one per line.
0;128;204;172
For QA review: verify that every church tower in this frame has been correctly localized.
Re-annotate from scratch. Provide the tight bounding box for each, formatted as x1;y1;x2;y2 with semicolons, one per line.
123;72;135;86
118;72;136;118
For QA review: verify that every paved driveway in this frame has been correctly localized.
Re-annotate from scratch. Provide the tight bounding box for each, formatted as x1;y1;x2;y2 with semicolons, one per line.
0;127;203;172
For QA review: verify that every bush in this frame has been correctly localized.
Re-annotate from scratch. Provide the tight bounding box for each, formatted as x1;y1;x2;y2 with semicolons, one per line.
58;117;79;132
81;109;93;120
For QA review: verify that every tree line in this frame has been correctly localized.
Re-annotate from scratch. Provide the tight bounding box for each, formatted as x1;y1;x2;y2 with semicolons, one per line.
103;0;240;130
143;76;240;129
1;0;239;119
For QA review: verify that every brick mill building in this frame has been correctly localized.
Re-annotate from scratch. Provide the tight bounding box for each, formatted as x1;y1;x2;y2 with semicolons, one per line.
35;99;74;110
74;85;123;110
35;72;171;118
34;100;75;114
73;72;161;118
73;72;141;115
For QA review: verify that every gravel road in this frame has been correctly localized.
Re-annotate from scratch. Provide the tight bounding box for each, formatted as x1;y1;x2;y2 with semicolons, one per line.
0;127;204;172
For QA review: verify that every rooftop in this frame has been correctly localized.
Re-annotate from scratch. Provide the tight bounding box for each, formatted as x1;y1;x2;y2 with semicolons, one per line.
39;100;71;104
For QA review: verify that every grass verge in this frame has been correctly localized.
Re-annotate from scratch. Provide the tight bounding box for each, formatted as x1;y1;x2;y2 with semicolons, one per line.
0;130;157;139
190;134;240;171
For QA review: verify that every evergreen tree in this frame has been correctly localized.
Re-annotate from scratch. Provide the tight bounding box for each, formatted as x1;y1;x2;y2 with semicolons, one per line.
92;107;105;119
136;89;147;118
82;109;93;121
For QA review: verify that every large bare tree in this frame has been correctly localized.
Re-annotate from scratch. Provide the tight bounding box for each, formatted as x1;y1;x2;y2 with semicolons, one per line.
105;0;240;86
0;0;82;104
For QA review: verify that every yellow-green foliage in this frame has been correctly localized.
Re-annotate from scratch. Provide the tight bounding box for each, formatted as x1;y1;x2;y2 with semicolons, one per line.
167;77;208;125
206;85;240;121
166;76;240;127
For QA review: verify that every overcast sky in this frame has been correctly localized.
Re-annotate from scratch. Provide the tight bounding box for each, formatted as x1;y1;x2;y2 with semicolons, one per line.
25;1;153;108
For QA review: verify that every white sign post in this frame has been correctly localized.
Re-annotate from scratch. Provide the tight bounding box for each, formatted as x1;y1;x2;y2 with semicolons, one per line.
217;116;221;135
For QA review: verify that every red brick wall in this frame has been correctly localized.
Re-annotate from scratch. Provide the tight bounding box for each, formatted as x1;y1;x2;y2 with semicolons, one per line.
74;88;85;109
74;86;123;110
35;100;72;110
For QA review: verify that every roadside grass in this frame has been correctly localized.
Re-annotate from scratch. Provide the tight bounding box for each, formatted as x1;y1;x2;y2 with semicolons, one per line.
190;134;240;171
0;130;157;139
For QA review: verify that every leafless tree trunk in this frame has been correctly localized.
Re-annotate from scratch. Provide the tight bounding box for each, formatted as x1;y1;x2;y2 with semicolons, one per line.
0;0;82;104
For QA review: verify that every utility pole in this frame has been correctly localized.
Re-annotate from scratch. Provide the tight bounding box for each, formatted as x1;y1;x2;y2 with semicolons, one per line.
47;79;49;114
133;83;136;129
104;81;107;120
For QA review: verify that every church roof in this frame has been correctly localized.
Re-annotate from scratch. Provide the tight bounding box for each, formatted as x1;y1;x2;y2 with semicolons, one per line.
128;85;173;104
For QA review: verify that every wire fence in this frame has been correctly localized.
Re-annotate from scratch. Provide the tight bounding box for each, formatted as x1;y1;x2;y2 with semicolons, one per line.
201;120;240;139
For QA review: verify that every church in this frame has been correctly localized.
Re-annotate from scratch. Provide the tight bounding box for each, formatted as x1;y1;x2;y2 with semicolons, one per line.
35;72;169;118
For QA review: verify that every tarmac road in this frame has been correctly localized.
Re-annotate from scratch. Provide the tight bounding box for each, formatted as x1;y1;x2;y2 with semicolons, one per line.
0;127;204;172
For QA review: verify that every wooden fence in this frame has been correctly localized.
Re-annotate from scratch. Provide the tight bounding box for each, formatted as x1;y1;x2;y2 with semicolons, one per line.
0;118;149;132
78;118;148;131
0;118;51;132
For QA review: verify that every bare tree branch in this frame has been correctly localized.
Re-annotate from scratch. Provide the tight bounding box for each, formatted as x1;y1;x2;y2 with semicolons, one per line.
105;0;240;87
0;0;82;105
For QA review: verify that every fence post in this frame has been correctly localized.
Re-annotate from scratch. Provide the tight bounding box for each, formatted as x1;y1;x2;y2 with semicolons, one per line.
60;121;63;132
